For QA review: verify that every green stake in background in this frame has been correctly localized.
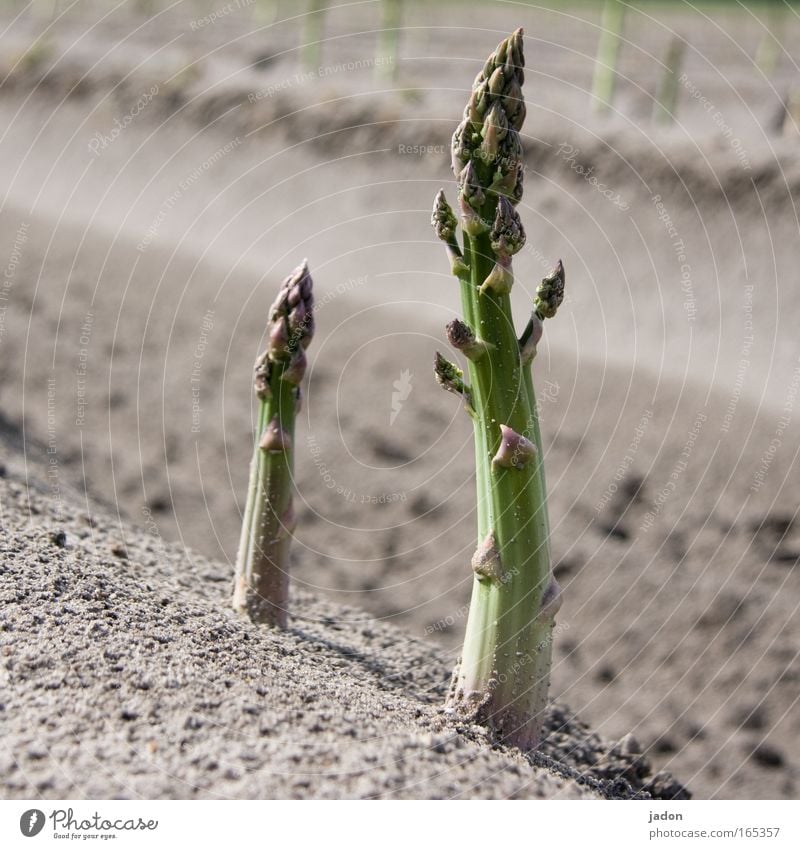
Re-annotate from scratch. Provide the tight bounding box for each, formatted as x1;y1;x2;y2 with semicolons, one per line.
592;0;626;114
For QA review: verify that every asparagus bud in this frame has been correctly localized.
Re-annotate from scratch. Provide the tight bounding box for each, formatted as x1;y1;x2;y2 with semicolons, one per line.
432;190;470;278
260;416;293;452
491;196;526;257
254;350;271;401
433;351;471;405
268;316;290;360
534;259;566;319
459;161;485;210
471;531;505;583
233;261;315;628
519;261;566;363
480;101;509;161
492;424;538;470
432;189;458;242
281;347;308;386
451;120;471;175
480;256;513;295
446;318;492;361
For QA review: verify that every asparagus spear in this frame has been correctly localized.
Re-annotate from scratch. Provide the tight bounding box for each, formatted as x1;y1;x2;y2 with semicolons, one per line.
376;0;403;81
592;0;626;114
433;30;565;750
302;0;328;72
232;261;314;627
653;36;686;126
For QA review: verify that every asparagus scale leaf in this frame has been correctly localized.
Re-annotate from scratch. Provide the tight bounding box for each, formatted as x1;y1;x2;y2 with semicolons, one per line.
232;261;314;627
433;29;565;750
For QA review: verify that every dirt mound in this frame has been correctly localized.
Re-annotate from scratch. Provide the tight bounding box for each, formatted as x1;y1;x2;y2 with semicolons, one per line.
0;426;684;799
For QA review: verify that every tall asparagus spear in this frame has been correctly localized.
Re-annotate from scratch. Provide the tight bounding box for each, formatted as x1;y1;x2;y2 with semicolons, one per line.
433;30;565;751
233;261;314;627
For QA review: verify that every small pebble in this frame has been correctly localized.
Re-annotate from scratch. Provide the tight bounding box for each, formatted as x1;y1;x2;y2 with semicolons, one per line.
752;743;784;769
49;531;67;548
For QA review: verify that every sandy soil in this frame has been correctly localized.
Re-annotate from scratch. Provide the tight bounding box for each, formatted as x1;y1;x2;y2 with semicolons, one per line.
1;0;799;800
0;423;688;799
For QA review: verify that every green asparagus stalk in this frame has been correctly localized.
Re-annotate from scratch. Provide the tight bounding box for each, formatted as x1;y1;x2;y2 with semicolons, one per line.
232;261;314;627
653;36;686;126
782;87;800;138
591;0;626;114
755;3;786;78
302;0;328;72
376;0;403;81
433;30;565;751
255;0;282;25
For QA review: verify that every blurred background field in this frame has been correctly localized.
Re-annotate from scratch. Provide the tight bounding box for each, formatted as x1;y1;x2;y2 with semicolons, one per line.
1;0;799;799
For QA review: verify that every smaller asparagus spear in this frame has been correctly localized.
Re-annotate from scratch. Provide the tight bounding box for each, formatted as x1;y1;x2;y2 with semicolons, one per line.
233;261;314;627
